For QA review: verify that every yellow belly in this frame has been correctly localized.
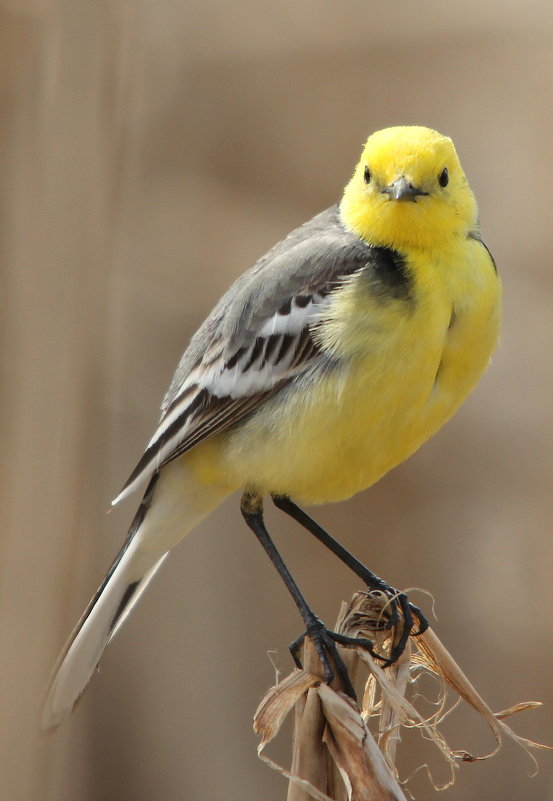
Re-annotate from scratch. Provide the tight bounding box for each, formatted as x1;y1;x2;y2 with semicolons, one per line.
186;239;501;505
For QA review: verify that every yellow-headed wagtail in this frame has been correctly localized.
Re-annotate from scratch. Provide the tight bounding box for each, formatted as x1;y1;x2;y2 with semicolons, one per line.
42;126;501;729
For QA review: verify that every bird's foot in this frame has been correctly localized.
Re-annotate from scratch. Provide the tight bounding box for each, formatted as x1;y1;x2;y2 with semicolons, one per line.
289;614;388;700
361;580;429;666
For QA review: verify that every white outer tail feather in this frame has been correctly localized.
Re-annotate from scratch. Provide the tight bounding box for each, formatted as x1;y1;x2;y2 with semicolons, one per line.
41;536;168;730
107;551;170;643
42;463;231;730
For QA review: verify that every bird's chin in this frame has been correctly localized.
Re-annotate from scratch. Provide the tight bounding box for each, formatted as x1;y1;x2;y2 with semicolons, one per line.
374;210;435;251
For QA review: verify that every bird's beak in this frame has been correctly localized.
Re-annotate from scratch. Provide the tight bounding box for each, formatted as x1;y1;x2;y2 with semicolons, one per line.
381;176;427;202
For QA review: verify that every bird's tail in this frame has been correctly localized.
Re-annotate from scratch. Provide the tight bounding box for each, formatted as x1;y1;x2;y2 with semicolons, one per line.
42;468;229;730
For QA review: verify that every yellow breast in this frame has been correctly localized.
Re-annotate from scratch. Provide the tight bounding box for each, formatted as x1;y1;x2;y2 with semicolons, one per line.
191;237;500;505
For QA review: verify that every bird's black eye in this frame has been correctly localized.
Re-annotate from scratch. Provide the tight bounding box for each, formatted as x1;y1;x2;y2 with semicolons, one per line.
364;165;371;184
438;167;449;188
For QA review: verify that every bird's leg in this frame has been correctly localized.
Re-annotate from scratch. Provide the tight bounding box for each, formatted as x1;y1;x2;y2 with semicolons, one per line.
241;490;382;699
271;494;429;666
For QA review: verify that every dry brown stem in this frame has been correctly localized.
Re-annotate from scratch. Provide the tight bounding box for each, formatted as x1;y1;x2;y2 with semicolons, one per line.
253;591;550;801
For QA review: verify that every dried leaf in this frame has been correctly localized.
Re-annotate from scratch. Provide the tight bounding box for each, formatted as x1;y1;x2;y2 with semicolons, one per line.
319;683;407;801
413;627;552;764
254;670;336;801
254;669;320;749
253;591;550;799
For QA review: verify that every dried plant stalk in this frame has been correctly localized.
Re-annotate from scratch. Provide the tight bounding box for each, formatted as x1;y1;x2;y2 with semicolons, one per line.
285;635;406;801
253;591;550;801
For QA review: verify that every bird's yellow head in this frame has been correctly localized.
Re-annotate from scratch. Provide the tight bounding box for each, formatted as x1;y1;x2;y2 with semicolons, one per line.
340;126;478;250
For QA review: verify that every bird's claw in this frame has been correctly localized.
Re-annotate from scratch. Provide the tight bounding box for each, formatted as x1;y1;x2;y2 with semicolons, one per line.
363;583;429;666
289;618;355;698
289;616;389;700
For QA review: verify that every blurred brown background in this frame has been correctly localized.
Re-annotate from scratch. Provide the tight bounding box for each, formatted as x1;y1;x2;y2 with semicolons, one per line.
2;2;553;799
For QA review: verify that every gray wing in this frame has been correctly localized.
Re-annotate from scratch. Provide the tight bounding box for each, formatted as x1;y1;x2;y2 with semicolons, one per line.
113;205;373;503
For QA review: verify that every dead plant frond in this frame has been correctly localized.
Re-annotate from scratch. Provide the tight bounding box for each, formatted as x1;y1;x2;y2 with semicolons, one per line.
253;591;550;800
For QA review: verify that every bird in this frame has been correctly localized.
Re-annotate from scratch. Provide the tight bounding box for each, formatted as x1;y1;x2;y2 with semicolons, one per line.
42;125;501;730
